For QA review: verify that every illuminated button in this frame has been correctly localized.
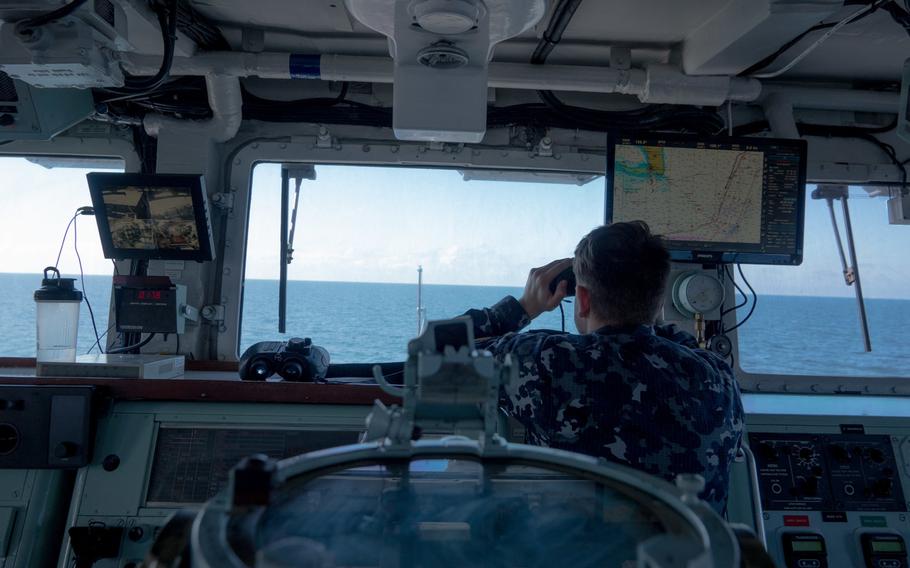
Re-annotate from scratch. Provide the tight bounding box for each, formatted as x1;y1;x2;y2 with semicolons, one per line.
771;483;783;495
784;515;811;527
844;484;856;496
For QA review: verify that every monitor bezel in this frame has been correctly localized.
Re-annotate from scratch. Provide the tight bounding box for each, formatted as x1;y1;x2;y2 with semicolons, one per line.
605;132;808;266
86;172;216;262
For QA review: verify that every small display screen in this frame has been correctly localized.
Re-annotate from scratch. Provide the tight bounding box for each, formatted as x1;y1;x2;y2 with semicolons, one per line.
136;290;164;301
872;541;905;553
87;173;214;261
791;540;823;552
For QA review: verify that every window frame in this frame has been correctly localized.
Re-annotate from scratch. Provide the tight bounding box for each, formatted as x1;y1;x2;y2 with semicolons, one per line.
222;137;909;395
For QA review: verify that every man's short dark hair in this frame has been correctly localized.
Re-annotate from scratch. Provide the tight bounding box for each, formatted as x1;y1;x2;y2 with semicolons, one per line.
573;221;671;325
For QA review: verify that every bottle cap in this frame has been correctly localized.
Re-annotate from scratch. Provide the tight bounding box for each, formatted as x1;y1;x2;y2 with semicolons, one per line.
34;267;83;302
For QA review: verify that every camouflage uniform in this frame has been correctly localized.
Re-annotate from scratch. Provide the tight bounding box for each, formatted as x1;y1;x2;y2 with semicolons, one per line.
464;296;745;514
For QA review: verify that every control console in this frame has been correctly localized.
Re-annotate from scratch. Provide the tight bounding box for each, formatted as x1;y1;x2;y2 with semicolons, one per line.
59;401;370;567
0;385;96;568
748;422;910;568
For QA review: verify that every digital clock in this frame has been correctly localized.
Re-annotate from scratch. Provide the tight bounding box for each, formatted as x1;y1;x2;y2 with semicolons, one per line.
136;290;163;301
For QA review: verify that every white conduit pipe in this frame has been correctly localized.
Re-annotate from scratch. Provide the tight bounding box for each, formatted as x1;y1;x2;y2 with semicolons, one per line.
143;74;242;142
123;52;755;105
122;52;901;113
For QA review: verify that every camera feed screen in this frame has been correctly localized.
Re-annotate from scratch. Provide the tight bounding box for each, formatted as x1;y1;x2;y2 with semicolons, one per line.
102;185;201;252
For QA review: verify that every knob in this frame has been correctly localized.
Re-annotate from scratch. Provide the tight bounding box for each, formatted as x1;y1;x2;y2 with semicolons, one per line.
53;441;78;459
872;478;892;497
757;443;777;461
868;448;885;463
128;526;144;542
799;447;812;460
0;114;14;127
831;444;850;463
285;337;311;353
795;476;818;497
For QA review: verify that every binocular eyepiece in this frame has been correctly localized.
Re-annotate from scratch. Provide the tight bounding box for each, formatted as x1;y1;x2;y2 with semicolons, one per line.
239;338;330;382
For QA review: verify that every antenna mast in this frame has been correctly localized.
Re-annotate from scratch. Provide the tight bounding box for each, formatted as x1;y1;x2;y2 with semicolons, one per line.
416;265;426;333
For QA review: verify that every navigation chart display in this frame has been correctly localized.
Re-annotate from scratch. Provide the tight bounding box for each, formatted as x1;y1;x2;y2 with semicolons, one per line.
607;134;807;265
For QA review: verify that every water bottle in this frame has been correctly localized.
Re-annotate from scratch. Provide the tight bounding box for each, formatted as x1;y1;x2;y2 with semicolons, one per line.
34;267;83;362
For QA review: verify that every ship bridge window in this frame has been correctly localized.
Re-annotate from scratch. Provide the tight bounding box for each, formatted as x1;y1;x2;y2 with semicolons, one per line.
241;164;604;362
735;185;909;379
0;156;124;357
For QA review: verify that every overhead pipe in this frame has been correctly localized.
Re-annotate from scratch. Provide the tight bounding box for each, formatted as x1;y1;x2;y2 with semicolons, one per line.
122;51;900;113
143;74;242;142
123;52;755;105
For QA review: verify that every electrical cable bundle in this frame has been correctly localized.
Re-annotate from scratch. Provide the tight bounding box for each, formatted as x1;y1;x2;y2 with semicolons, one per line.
103;0;179;99
734;118;908;188
528;0;723;134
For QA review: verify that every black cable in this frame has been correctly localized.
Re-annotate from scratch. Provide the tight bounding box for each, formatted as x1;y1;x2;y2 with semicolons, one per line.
733;118;908;189
739;0;886;76
526;0;723;135
176;334;180;355
107;333;156;354
73;213;103;357
86;324;115;354
882;0;910;37
724;264;757;333
16;0;89;32
720;264;749;321
54;206;94;271
104;0;178;97
558;302;566;332
531;0;584;64
173;0;230;50
55;214;78;269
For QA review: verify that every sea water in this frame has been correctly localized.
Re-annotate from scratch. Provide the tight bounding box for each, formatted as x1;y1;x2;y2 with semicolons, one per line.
0;273;906;378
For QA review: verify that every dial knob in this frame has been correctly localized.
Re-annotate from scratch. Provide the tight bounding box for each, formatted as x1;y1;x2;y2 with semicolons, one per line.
285;337;311;353
831;444;850;463
53;441;78;459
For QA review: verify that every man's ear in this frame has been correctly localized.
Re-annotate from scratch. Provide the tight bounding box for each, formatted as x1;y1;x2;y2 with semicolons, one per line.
576;284;592;319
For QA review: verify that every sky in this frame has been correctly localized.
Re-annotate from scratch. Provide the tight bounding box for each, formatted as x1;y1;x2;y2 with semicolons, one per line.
0;157;907;299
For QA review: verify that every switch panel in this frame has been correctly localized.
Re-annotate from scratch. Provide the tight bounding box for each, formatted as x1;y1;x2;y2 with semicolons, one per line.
750;433;906;512
0;385;95;468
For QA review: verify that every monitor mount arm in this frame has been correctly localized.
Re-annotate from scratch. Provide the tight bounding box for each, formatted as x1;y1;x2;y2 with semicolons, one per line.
811;184;872;352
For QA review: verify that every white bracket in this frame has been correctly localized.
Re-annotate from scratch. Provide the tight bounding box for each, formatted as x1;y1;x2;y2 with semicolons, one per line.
210;192;234;210
200;304;225;322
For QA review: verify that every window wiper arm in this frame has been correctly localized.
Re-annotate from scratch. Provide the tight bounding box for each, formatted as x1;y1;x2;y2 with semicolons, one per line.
279;164;316;334
811;184;872;352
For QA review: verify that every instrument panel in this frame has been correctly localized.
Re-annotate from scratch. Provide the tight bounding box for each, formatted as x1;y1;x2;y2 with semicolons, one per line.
747;415;910;568
59;401;370;568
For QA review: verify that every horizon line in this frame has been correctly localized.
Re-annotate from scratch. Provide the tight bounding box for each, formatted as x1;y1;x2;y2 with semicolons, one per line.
0;271;907;301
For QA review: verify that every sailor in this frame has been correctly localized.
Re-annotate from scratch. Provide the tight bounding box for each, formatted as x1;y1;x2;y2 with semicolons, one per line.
462;221;744;513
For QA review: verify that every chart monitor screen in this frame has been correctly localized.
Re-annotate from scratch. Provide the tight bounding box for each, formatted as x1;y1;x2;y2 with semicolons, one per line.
607;134;807;265
87;173;215;261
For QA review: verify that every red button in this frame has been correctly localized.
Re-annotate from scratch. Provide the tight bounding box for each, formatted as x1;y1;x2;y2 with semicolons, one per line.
784;515;811;527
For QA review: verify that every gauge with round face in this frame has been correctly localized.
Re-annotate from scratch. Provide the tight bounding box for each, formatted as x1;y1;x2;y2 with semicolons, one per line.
673;272;726;317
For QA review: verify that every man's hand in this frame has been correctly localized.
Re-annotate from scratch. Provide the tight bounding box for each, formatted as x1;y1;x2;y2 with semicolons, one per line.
518;258;573;320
